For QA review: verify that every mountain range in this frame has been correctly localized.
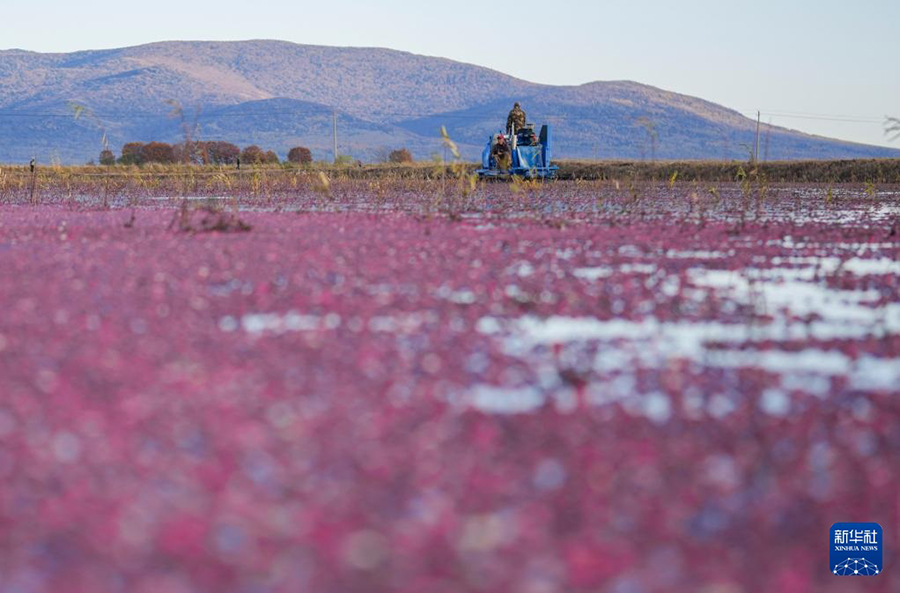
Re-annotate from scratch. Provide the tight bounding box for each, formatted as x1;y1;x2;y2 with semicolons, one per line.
0;40;897;164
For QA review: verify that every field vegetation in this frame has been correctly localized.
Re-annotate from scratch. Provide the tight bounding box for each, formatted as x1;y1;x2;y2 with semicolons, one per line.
0;164;898;593
3;157;900;202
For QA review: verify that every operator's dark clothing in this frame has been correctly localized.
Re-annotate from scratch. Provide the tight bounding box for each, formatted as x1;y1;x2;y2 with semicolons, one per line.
492;140;512;171
506;105;526;135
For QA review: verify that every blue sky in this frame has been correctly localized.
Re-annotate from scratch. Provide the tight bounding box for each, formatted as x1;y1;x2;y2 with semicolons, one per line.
2;0;897;147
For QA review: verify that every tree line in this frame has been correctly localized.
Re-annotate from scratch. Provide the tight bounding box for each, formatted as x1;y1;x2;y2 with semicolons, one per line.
98;141;313;166
98;142;417;166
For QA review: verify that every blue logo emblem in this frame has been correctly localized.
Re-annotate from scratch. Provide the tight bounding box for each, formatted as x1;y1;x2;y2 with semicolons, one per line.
830;523;882;576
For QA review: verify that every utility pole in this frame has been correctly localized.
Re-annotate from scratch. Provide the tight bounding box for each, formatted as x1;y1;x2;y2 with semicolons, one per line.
332;110;338;165
29;157;36;205
754;110;761;164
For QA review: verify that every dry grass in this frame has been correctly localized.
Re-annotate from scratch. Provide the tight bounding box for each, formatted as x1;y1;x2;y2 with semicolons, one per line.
556;158;900;183
2;159;899;198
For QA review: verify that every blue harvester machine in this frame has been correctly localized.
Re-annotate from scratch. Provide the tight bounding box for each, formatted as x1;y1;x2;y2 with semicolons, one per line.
476;123;559;180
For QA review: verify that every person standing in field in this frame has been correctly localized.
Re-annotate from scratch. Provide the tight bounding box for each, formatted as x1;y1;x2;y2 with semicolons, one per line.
506;102;526;135
491;133;512;171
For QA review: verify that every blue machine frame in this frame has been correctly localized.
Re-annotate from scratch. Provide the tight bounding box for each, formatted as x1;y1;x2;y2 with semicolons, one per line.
476;124;559;180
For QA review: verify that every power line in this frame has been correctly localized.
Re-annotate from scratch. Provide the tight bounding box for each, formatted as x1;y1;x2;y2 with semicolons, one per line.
762;109;885;120
763;113;883;124
740;110;886;124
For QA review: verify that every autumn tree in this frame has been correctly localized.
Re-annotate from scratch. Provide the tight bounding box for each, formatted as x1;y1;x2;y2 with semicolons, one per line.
287;146;312;165
99;149;116;166
389;148;413;164
207;141;241;165
119;142;145;165
140;142;176;164
173;141;206;164
240;145;266;165
264;150;280;164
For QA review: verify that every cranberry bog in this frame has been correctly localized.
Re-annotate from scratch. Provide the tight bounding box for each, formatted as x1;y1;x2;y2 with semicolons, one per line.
1;172;899;593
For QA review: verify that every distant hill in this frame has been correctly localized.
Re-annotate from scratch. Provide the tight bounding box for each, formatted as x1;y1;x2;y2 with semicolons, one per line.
0;40;897;164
